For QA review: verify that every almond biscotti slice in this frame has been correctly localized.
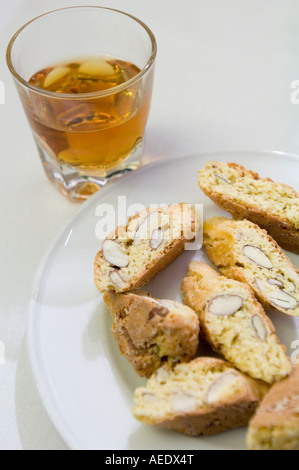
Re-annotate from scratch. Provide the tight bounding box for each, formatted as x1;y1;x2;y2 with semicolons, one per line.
94;203;200;293
132;357;269;437
247;365;299;450
104;291;200;378
203;217;299;317
181;262;291;384
198;161;299;254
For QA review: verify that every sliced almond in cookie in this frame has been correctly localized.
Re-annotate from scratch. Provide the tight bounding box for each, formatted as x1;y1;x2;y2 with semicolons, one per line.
286;281;296;293
252;315;268;341
254;277;264;291
206;373;239;405
150;228;164;250
134;211;161;243
140;391;163;404
155;367;170;384
102;239;129;268
215;174;231;184
268;291;298;310
242;245;273;269
208;294;244;316
170;392;197;413
267;278;283;288
109;269;126;288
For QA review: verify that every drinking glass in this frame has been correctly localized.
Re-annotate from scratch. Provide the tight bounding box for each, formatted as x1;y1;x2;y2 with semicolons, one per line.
6;7;157;200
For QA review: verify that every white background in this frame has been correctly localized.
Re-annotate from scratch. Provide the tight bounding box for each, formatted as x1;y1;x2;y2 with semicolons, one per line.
1;0;299;450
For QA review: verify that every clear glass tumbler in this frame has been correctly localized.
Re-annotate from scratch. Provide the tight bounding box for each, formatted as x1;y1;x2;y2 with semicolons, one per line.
6;6;157;201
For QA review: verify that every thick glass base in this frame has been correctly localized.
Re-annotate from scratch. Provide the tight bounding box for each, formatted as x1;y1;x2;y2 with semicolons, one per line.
36;139;143;201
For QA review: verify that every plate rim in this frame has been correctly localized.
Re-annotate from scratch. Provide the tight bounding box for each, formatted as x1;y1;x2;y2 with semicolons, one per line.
27;148;299;450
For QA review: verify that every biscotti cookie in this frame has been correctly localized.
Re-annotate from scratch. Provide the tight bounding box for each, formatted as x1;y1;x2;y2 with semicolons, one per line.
181;262;291;383
95;203;200;293
132;357;269;436
203;217;299;317
104;291;200;378
247;365;299;450
198;161;299;254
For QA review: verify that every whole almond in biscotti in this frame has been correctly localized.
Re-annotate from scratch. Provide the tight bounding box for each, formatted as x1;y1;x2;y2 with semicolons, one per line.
198;161;299;254
247;365;299;450
132;357;269;437
94;203;200;293
181;262;291;384
103;290;200;378
203;217;299;317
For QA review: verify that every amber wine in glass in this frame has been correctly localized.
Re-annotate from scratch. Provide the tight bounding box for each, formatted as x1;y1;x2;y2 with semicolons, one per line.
7;7;156;200
28;57;151;172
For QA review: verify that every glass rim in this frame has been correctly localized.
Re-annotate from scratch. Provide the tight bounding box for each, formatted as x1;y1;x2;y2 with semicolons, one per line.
6;5;157;100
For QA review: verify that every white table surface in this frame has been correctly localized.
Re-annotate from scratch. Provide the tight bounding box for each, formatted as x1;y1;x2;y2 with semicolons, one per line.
1;0;299;450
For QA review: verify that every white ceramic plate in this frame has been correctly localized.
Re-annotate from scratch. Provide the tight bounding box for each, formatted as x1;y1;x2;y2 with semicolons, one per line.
28;150;299;450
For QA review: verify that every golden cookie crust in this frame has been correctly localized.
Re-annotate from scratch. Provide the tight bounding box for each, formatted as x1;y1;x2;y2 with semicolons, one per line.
198;161;299;254
95;203;200;293
203;217;299;317
181;262;291;383
133;357;269;436
247;365;299;450
104;290;200;377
